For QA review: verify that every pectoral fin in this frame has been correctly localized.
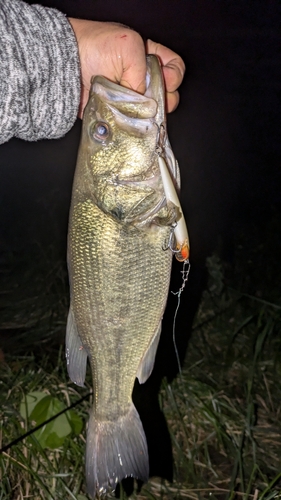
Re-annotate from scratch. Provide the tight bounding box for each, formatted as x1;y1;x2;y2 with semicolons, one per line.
136;322;162;384
66;307;88;387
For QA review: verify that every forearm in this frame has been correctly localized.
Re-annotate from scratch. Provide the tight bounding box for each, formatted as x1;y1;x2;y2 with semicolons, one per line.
0;0;81;145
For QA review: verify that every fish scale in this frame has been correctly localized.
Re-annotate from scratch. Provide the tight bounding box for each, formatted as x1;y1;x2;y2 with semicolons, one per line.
66;55;186;498
69;201;172;414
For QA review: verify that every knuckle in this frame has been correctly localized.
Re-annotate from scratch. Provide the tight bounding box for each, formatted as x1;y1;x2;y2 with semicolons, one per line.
127;29;143;46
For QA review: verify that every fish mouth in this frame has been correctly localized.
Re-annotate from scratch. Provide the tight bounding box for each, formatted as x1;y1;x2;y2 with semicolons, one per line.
145;55;165;125
89;55;180;227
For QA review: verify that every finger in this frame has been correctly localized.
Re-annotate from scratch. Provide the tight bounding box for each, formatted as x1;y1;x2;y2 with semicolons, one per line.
146;39;185;92
162;64;184;93
166;91;180;113
118;31;147;94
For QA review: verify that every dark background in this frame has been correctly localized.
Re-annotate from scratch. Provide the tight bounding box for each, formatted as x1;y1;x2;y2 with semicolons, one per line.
0;0;280;486
1;1;280;257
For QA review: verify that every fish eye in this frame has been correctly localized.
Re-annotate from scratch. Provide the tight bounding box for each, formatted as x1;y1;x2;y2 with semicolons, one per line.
91;121;110;142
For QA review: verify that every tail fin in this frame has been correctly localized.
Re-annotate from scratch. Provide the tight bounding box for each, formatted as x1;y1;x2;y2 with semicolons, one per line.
86;404;149;498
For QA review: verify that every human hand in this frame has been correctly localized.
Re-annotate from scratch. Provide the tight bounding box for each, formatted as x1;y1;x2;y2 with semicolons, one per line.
68;19;185;118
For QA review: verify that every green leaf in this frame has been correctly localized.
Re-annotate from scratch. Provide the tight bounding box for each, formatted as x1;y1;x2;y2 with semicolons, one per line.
30;395;53;423
20;392;82;449
66;409;83;435
20;391;47;420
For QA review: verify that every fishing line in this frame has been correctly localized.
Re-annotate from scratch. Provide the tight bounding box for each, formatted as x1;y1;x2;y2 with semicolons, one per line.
0;391;92;454
171;259;190;376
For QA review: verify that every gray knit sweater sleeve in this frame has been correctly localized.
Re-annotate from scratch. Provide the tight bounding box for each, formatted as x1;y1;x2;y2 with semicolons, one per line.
0;0;81;144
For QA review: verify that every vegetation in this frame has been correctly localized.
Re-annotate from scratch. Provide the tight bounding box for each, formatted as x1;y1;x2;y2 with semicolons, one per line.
0;214;280;499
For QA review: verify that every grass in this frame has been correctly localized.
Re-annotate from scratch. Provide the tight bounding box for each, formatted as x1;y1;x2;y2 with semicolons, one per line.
0;213;281;499
0;350;90;500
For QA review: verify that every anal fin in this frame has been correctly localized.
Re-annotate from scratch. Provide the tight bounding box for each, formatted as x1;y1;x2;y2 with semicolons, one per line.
65;306;88;387
136;322;162;384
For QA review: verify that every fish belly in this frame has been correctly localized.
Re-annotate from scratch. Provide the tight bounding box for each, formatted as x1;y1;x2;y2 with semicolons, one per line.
67;198;172;497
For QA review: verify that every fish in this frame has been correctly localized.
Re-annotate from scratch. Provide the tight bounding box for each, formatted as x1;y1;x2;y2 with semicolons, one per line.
66;54;189;498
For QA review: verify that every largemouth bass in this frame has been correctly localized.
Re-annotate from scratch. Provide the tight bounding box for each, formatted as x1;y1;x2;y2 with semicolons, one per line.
66;55;189;498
